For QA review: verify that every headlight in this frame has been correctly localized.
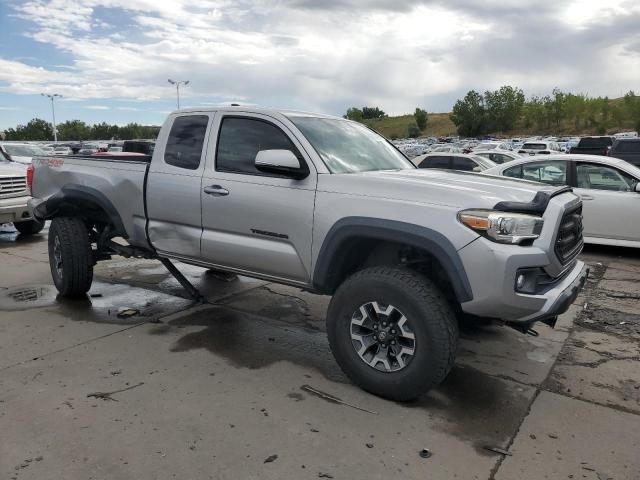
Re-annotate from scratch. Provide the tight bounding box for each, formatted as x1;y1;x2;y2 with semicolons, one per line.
458;209;543;244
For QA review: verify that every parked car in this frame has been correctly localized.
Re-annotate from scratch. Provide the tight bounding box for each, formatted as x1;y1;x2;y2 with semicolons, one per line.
569;136;613;156
413;153;496;172
0;143;46;164
430;145;462;153
518;141;562;156
123;139;155;156
474;141;513;152
608;139;640;167
474;150;521;164
0;154;44;235
29;107;588;401
52;145;73;155
484;154;640;247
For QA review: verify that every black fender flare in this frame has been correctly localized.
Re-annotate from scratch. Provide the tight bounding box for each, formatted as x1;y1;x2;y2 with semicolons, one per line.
33;185;127;237
312;217;473;302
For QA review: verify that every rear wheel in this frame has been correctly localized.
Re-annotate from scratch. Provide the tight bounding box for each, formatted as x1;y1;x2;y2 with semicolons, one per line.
14;219;45;236
48;217;94;297
326;266;458;401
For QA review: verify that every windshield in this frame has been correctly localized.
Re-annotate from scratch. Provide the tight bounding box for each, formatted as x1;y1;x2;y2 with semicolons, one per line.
471;155;496;169
3;145;44;157
522;143;546;150
474;143;497;151
288;116;414;173
579;137;613;147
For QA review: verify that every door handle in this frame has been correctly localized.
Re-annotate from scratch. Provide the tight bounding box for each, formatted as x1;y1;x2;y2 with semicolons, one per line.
581;195;594;200
203;185;229;196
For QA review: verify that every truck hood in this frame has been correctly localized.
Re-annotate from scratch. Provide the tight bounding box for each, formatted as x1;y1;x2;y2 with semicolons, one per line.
8;156;33;165
321;169;549;209
0;162;28;176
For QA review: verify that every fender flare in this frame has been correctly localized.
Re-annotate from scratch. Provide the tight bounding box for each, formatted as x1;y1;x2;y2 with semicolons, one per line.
312;217;473;302
33;185;127;237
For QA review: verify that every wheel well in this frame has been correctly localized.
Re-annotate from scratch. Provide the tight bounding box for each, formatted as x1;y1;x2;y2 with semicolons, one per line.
317;237;458;303
41;187;127;238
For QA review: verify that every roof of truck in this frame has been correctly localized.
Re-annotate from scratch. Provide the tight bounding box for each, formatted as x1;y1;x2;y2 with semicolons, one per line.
170;106;343;120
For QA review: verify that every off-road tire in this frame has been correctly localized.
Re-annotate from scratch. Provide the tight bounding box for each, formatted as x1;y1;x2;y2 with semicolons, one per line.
14;219;45;235
48;217;93;297
326;266;458;401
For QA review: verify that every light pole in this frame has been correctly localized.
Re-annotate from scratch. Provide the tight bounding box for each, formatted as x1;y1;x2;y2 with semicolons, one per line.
41;93;62;142
168;79;189;109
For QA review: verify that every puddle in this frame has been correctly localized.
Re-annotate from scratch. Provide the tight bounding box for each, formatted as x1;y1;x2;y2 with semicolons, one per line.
0;282;193;324
408;365;533;453
158;306;346;382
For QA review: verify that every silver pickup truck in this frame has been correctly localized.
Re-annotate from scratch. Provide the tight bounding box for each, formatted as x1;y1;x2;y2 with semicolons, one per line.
0;156;44;235
29;107;588;400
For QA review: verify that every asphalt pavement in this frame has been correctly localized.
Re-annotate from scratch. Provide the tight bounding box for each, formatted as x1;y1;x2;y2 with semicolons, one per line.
1;224;639;480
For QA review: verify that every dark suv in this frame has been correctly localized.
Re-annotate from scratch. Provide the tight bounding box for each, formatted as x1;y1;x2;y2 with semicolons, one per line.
609;138;640;166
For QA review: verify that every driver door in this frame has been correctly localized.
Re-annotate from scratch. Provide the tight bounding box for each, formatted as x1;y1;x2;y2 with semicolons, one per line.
200;113;317;284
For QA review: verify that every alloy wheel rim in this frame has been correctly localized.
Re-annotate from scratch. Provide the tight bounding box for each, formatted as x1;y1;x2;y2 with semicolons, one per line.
350;301;416;372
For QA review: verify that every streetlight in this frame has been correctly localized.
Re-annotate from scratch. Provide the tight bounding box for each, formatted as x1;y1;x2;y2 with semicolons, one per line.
167;79;189;109
41;93;62;142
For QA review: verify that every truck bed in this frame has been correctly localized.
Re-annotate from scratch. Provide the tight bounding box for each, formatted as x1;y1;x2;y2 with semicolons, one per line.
31;154;151;247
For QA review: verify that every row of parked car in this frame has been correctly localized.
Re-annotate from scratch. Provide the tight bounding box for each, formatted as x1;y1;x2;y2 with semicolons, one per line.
395;133;640;165
409;136;640;248
0;139;156;164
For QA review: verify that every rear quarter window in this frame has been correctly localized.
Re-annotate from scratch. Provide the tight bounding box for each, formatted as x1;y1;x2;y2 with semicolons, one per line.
164;115;209;170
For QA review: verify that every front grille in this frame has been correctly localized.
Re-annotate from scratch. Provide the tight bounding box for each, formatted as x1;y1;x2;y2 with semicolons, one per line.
0;176;27;197
555;205;583;265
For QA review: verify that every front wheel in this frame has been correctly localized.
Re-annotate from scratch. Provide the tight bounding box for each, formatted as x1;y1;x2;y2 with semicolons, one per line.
48;217;94;297
326;267;458;401
14;219;45;236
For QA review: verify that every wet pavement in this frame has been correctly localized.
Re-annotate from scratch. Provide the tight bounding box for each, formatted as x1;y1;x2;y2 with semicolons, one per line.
1;224;639;479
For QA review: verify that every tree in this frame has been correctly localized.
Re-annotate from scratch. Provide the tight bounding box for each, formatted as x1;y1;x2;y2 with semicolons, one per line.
623;91;640;131
407;122;421;138
4;118;53;141
450;90;486;137
344;107;364;122
362;106;386;119
57;120;91;141
484;85;525;132
414;108;428;130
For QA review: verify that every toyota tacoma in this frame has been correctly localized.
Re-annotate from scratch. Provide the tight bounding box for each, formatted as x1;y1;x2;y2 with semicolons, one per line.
28;107;588;401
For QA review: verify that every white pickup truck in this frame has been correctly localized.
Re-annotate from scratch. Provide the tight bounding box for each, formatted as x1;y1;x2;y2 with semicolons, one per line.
29;107;588;400
0;156;44;235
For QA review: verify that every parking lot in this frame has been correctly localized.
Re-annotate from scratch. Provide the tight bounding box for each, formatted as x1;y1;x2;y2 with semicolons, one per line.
1;224;639;480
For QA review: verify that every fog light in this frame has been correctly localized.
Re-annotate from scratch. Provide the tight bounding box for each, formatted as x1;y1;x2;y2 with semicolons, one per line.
516;274;526;290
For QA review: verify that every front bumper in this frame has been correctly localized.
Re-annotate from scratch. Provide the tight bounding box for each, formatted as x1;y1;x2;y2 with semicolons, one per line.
458;235;588;323
522;263;588;324
0;197;33;224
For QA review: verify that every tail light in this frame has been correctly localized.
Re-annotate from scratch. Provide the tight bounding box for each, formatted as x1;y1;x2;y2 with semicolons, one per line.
26;164;34;195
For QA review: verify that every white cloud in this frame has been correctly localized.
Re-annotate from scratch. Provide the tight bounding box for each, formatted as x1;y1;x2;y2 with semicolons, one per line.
84;105;110;110
2;0;639;114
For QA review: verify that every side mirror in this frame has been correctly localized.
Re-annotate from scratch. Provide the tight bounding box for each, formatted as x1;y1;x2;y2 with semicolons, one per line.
255;149;308;180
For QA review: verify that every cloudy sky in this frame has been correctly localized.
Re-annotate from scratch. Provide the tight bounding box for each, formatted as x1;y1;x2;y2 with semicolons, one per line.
0;0;639;129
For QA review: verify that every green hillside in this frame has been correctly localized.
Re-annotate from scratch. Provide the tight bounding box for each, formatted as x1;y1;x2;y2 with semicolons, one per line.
360;95;639;140
363;113;457;139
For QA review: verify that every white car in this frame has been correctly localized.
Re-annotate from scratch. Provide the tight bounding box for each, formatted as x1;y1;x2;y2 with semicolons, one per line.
0;143;46;164
517;141;562;156
430;145;462;153
413;153;497;172
473;141;513;152
474;150;521;164
484;154;640;248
